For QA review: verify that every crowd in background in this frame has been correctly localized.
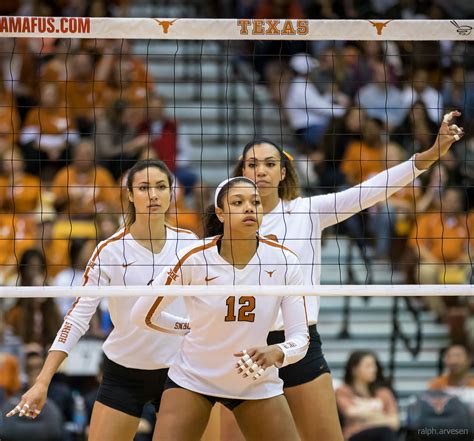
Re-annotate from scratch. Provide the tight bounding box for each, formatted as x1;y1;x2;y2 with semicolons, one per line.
0;0;472;440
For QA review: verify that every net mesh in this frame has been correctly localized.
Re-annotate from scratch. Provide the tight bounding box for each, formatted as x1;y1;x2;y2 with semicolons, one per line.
0;17;472;291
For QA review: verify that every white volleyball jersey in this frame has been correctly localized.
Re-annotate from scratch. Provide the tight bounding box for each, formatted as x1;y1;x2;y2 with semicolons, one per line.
260;157;424;328
132;236;309;400
50;225;198;370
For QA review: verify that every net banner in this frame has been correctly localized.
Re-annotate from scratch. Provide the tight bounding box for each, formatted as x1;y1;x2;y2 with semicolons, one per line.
0;17;474;41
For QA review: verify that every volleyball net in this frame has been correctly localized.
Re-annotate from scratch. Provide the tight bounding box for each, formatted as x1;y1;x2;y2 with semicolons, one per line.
0;17;472;298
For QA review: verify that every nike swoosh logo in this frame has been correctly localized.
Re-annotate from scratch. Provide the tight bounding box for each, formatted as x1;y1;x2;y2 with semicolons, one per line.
122;261;137;268
205;276;219;282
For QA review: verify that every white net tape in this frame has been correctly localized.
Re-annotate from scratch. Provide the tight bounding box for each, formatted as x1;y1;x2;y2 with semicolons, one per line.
1;284;472;298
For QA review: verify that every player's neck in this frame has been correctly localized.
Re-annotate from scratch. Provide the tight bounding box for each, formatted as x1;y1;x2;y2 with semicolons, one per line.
219;234;258;269
129;217;167;253
260;192;280;214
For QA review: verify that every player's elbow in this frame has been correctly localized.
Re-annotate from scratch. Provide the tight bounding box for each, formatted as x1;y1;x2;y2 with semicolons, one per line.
130;301;151;330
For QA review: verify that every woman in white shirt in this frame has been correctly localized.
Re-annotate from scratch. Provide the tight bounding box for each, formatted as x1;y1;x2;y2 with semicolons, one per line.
7;159;197;441
132;177;309;441
229;111;464;440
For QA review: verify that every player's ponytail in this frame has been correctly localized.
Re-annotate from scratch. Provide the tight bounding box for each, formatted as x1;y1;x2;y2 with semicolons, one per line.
203;204;223;237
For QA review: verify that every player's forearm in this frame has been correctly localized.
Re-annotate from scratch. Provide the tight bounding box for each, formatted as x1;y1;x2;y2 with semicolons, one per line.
36;351;68;386
414;147;446;170
131;295;189;335
279;297;310;367
319;157;425;229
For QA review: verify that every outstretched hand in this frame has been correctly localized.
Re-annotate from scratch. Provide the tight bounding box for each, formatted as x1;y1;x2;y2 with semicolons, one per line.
434;110;464;156
415;110;464;170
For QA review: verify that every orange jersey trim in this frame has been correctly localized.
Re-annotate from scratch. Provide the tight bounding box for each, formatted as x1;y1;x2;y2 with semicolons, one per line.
259;236;298;258
145;237;219;332
165;223;196;236
66;228;129;316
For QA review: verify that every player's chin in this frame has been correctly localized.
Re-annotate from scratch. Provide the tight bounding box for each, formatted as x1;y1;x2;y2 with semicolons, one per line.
236;219;259;234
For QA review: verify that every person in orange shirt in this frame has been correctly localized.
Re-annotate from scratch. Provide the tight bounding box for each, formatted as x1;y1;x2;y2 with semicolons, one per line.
468;209;474;250
408;188;469;319
340;118;393;260
66;49;116;136
428;344;474;418
0;353;21;399
0;79;20;155
341;117;386;186
21;83;79;180
51;140;119;218
0;148;40;215
409;187;469;283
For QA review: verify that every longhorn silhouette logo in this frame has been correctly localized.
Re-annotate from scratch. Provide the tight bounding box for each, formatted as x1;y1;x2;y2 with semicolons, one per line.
369;20;392;36
154;19;178;34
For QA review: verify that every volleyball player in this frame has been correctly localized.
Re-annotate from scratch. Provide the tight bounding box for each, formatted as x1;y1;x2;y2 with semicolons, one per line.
227;111;464;441
131;177;309;441
7;160;197;441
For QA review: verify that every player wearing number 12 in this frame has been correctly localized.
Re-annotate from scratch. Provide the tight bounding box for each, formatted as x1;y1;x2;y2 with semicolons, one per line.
132;177;309;441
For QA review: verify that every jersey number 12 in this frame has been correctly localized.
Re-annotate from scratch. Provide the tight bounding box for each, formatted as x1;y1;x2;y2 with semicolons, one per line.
225;296;255;322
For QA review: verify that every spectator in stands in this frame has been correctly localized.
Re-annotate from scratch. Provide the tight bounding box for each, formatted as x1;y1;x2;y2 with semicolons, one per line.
428;344;474;418
93;99;140;180
387;147;443;261
0;148;40;215
452;134;474;211
362;41;401;83
125;93;199;194
356;59;406;130
94;212;120;242
392;100;439;155
244;0;307;103
401;68;443;125
409;187;469;284
6;249;62;349
340;117;395;259
285;53;348;154
0;213;37;284
51;140;119;218
0;72;20;155
65;49;115;136
443;65;474;127
37;217;70;279
319;106;367;189
20;82;79;181
339;43;372;98
336;350;399;441
0;352;21;402
0;350;64;441
408;187;470;320
53;238;95;315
